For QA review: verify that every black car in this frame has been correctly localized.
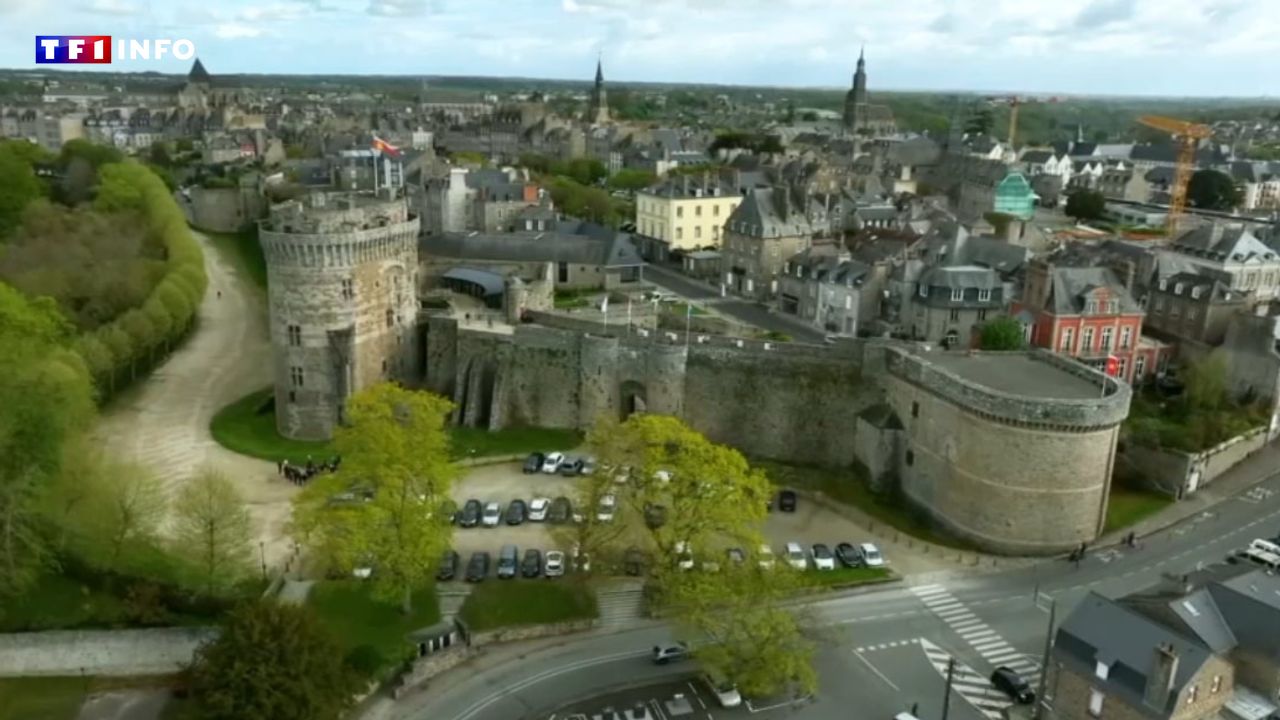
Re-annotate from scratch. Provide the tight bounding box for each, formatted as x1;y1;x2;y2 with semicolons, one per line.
436;550;459;581
558;458;583;476
778;490;797;512
623;547;647;576
835;542;861;568
506;499;527;525
522;452;544;474
521;549;543;578
459;499;482;528
644;502;667;529
465;551;490;582
991;666;1035;704
548;496;572;524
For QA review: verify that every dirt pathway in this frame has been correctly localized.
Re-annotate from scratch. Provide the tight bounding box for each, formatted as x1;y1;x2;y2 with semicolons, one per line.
92;231;297;568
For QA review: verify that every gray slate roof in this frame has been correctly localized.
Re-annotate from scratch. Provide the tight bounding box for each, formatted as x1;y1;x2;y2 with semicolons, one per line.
421;223;643;268
1173;225;1279;263
1046;266;1143;316
727;186;819;238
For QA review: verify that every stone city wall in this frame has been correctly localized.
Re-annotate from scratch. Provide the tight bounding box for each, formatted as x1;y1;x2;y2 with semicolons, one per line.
0;628;217;677
1123;426;1269;497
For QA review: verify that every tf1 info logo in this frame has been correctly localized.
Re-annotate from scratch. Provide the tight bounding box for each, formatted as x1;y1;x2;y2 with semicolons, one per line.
35;36;197;65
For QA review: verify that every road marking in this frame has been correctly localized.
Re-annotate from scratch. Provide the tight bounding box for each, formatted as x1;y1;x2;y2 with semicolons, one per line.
961;629;998;641
854;648;901;692
910;585;1040;688
919;638;1006;720
454;648;651;720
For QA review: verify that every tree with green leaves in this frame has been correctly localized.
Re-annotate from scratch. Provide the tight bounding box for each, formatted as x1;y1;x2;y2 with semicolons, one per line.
188;601;362;720
74;459;168;575
608;168;657;193
964;106;995;136
292;384;457;613
173;467;253;596
0;143;44;237
979;317;1025;351
1187;169;1242;211
1065;189;1107;221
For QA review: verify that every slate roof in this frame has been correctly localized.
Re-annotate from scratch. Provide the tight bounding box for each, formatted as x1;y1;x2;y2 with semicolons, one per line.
1173;225;1279;263
1054;592;1213;718
420;223;643;268
1020;150;1054;164
1045;266;1143;316
919;224;1029;276
188;59;211;83
1145;166;1176;184
1155;271;1240;304
442;267;506;295
727;186;818;238
918;264;999;291
1070;142;1099;157
786;247;870;287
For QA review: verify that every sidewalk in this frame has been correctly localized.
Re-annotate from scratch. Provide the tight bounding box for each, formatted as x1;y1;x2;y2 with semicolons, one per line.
1098;438;1280;548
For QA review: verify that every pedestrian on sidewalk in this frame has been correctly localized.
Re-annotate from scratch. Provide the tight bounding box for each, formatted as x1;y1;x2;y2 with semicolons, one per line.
216;290;221;299
277;458;284;475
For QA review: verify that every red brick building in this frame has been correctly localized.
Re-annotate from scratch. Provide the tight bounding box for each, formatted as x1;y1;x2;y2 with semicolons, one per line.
1013;260;1169;383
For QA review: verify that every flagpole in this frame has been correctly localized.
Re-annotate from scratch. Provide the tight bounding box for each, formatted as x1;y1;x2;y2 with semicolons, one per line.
627;297;632;335
685;302;692;348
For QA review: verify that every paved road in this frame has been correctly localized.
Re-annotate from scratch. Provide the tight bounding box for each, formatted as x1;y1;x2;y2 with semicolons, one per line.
388;465;1280;720
643;264;825;343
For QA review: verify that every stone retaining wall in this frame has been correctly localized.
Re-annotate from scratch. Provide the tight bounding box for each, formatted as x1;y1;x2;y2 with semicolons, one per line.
1124;427;1269;497
0;627;217;677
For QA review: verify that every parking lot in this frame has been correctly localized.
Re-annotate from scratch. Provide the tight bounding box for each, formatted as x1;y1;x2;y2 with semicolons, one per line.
546;675;806;720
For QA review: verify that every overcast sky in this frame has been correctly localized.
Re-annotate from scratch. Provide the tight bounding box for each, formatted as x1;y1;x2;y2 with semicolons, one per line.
2;0;1277;97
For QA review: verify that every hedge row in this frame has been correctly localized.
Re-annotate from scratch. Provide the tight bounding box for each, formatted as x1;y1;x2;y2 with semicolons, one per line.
73;162;207;400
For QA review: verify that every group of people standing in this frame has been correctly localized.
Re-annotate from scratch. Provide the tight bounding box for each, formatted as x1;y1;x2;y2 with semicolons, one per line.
278;455;340;485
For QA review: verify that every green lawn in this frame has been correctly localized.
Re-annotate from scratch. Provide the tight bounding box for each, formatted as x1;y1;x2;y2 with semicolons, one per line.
802;566;893;589
1104;486;1175;534
553;288;596;309
759;461;979;552
0;677;90;720
308;580;440;679
200;227;267;290
665;302;707;317
0;571;228;632
458;581;598;632
211;388;582;465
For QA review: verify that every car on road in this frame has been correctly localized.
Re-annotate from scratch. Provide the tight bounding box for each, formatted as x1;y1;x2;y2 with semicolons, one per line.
702;673;743;708
811;543;836;570
435;550;459;581
465;551;490;582
785;542;808;570
778;489;797;512
482;502;502;527
544;550;565;577
652;642;689;665
624;547;647;576
757;544;776;569
549;496;572;524
497;544;519;579
644;502;667;529
558;457;583;476
521;548;542;578
572;545;591;573
835;542;861;568
991;666;1035;704
506;499;527;525
528;497;550;522
597;493;617;522
859;542;885;567
459;499;482;528
541;451;565;474
522;452;544;474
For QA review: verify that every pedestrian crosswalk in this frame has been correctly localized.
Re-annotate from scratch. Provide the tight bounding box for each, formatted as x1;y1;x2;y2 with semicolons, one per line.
911;584;1041;719
919;638;1017;720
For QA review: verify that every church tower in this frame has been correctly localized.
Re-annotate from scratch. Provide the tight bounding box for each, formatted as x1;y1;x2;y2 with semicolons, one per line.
842;47;869;134
587;57;610;125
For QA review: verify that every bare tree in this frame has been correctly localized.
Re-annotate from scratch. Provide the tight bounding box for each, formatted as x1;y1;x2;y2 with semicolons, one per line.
174;467;253;596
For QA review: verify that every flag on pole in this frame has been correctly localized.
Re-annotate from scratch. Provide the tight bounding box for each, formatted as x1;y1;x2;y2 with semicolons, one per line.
1104;355;1120;377
599;296;609;314
371;134;402;158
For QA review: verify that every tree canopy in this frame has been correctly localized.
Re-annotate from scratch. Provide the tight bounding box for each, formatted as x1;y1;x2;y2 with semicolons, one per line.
0;142;44;237
1187;169;1243;211
979;317;1025;351
708;131;783;155
1064;189;1107;221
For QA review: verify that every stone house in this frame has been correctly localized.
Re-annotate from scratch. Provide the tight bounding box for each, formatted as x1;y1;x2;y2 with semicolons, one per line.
721;185;820;301
777;245;874;337
1145;272;1249;351
1219;310;1280;439
1168;225;1280;302
1048;567;1280;720
1097;167;1151;203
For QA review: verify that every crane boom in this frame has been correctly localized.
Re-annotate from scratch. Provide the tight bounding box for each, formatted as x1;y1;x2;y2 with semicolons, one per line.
1134;115;1213;236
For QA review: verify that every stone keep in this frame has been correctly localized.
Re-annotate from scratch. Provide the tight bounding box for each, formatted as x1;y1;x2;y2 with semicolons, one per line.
260;192;421;440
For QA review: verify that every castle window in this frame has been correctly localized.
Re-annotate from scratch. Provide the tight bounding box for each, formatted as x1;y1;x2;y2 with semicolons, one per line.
341;278;354;300
382;359;388;374
558;262;569;283
911;401;919;418
287;324;302;346
386;308;394;328
290;366;304;387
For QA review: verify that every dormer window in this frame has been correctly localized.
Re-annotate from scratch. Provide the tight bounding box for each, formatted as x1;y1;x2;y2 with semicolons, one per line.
978;288;991;302
1191;286;1202;299
1175;283;1184;295
951;287;964;302
1086;300;1098;314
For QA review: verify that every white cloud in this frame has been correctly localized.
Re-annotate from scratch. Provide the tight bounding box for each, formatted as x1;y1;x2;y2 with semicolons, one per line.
79;0;142;15
368;0;434;16
214;23;263;39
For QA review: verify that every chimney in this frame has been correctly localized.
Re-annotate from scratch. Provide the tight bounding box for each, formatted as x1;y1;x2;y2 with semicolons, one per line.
1144;643;1180;710
1025;258;1052;310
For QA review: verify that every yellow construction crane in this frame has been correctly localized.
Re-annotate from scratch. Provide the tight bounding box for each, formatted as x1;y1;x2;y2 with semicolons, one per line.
1136;115;1213;236
986;95;1060;151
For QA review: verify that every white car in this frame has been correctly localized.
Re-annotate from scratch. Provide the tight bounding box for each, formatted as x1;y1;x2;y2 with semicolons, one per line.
528;497;550;522
785;542;808;570
675;541;695;571
544;550;565;577
597;493;617;522
482;502;502;527
654;469;672;483
571;544;591;573
860;542;885;567
541;451;564;474
757;544;776;569
703;675;743;708
811;543;837;571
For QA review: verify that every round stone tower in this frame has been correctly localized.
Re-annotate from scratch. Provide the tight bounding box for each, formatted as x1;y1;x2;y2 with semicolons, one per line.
644;341;688;417
259;192;421;440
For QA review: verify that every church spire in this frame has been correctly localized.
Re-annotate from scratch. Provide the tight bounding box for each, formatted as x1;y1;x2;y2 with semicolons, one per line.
595;54;604;85
588;54;609;125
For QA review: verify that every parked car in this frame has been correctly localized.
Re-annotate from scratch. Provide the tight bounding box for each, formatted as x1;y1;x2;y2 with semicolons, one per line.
580;457;596;475
459;499;482;528
440;499;459;525
702;673;742;708
571;544;591;573
541;451;565;474
624;547;647;576
675;541;696;571
558;457;583;476
506;499;527;525
465;551;490;582
812;544;836;570
548;496;572;524
528;497;550;522
778;490;798;512
544;550;566;577
521;548;542;578
726;547;746;566
859;543;885;567
597;493;617;522
835;542;861;568
644;502;667;529
497;544;519;579
757;544;776;569
785;542;808;570
652;642;689;665
991;666;1035;704
482;502;502;527
522;452;544;474
436;550;459;581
